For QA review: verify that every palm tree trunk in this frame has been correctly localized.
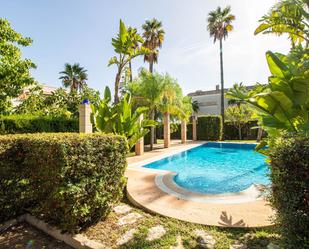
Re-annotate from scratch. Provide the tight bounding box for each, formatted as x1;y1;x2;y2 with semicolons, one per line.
257;127;263;142
238;125;242;140
114;70;121;104
149;58;154;73
150;110;155;150
219;39;225;140
129;61;133;82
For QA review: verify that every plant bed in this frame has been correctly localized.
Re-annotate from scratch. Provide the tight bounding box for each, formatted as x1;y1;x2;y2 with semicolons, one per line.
0;222;72;249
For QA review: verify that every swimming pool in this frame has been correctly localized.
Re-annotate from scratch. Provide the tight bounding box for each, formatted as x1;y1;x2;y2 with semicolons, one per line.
143;142;270;194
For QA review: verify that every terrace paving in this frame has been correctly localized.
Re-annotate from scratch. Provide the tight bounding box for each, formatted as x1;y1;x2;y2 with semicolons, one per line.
126;140;275;228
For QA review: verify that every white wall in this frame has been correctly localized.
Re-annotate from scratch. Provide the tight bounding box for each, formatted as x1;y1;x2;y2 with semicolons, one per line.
192;93;228;116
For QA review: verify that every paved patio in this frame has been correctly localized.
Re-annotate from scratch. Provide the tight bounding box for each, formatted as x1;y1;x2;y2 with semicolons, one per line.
126;140;275;228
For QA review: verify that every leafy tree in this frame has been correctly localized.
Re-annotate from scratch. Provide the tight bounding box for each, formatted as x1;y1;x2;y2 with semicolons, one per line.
207;6;235;137
0;18;36;115
14;85;100;118
225;104;253;140
109;20;148;104
128;70;164;150
255;0;309;47
91;87;155;149
59;63;88;93
128;70;192;149
14;85;45;115
142;18;165;73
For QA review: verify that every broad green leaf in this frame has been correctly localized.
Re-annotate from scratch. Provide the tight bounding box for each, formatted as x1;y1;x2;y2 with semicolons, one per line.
266;51;290;78
119;19;127;44
254;23;270;35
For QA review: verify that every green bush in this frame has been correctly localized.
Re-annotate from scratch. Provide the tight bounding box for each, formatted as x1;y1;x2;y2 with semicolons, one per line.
269;134;309;248
224;121;262;140
197;116;222;140
0;133;128;232
0;115;78;134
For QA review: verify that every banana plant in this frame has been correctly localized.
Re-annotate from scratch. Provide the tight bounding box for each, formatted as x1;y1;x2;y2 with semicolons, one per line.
108;19;149;104
226;50;309;151
91;87;156;149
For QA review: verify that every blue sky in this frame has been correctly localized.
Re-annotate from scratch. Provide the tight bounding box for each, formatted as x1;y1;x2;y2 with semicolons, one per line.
1;0;290;95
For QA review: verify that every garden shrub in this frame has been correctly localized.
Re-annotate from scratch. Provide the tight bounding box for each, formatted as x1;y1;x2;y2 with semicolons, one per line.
0;115;78;134
0;133;128;232
224;120;262;140
269;134;309;248
197;116;222;140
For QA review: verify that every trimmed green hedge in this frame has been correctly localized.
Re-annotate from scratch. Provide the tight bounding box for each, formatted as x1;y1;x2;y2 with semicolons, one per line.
224;121;262;140
148;116;222;142
0;133;127;232
0;115;78;134
196;116;222;140
269;134;309;248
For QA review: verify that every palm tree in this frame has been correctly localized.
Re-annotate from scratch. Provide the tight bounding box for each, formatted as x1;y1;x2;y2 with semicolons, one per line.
207;6;235;138
59;63;88;93
142;18;165;73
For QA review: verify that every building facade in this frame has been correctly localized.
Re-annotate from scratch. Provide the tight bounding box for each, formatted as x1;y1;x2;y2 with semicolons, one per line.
188;85;228;116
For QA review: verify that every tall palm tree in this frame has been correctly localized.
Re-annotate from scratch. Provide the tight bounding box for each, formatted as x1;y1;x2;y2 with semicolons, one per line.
207;6;235;138
142;18;165;73
59;63;88;93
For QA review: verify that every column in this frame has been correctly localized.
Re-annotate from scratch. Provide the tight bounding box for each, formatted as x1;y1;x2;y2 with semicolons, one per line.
135;114;144;155
164;112;170;148
181;120;187;144
79;103;92;133
192;116;197;141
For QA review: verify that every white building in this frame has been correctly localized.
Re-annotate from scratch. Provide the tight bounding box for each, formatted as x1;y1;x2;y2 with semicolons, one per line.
188;85;228;116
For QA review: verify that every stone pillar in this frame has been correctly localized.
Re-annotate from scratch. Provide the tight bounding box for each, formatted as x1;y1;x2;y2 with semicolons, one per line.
192;116;197;141
164;112;170;148
79;104;92;133
135;114;144;155
181;120;187;144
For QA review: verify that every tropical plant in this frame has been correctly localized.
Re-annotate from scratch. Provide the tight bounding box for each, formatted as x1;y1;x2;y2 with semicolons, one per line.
226;50;309;150
0;18;36;115
128;70;164;150
254;0;309;47
207;6;235;136
109;20;148;103
225;104;254;140
59;63;88;93
142;18;165;73
192;100;199;114
91;86;155;149
128;71;192;149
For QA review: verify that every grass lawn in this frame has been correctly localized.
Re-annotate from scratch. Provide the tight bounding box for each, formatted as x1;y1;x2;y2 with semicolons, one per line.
82;198;281;249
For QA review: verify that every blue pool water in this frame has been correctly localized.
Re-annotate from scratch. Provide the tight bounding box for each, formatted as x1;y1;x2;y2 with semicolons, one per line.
144;142;270;194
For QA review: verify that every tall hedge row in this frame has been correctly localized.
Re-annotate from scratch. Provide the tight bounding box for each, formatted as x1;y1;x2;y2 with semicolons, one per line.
269;134;309;248
0;133;127;232
0;115;78;134
224;121;261;140
196;116;222;140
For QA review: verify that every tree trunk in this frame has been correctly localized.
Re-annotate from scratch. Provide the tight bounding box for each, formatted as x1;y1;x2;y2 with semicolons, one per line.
219;39;225;140
150;110;155;150
114;70;121;104
238;125;242;140
149;58;154;73
257;127;263;142
129;61;133;82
